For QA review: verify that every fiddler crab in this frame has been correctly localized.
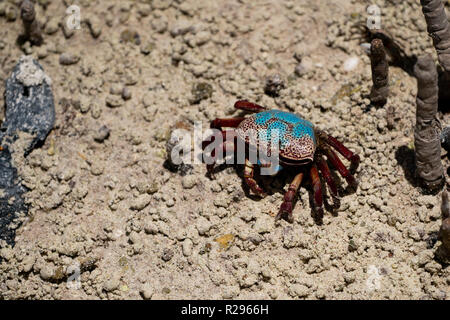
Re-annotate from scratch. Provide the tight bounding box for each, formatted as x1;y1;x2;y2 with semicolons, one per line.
202;100;360;223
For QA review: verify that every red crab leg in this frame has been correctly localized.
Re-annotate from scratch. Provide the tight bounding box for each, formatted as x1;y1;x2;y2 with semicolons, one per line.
202;130;235;150
310;164;324;223
203;130;236;176
324;148;358;188
244;158;267;197
210;117;246;129
234;100;266;113
277;172;304;222
205;116;244;157
206;140;236;175
317;155;340;209
326;135;360;173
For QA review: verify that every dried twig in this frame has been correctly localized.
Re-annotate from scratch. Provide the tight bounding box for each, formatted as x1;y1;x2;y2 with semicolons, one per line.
369;39;389;106
413;54;444;191
20;0;43;46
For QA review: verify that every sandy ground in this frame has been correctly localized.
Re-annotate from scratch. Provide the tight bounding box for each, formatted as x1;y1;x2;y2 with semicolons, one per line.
0;0;449;299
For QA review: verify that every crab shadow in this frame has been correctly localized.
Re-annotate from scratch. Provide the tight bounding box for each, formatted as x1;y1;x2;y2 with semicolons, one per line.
207;161;357;224
395;145;417;188
438;68;450;113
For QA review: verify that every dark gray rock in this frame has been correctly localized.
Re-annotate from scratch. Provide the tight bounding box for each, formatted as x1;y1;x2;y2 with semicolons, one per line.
0;56;55;248
0;146;28;247
2;56;55;155
189;82;213;104
264;74;285;97
164;129;193;176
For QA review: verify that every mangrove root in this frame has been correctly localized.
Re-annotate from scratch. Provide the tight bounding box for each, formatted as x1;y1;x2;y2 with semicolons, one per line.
20;0;43;46
420;0;450;102
420;0;450;72
369;38;389;106
414;54;444;191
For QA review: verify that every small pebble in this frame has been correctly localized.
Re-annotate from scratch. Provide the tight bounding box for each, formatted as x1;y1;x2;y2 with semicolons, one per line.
44;17;59;35
105;95;123;108
170;20;193;37
140;284;153;300
343;56;360;72
161;248;174;262
196;216;211;235
290;284;310;298
181;176;197;189
144;222;158;235
5;5;17;22
90;163;104;176
103;277;120;292
182;239;193;256
94;125;110;143
360;42;371;54
295;63;307;77
152;17;168;34
36;47;49;59
130;195;152;211
120;29;141;45
60;21;75;38
190;82;213;104
441;126;450;152
137;4;152;17
22;255;35;273
86;15;102;39
122;87;132;100
166;199;175;207
91;103;102;119
79;98;91;113
140;42;155;55
264;74;285;97
39;265;54;281
59;53;80;65
110;83;123;95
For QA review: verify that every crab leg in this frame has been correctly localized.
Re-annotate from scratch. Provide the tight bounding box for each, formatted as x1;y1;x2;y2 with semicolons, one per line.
244;158;266;197
310;164;324;223
277;172;304;222
324;148;358;188
317;155;340;209
206;140;236;175
234;100;266;113
325;135;360;173
203;130;237;176
210;117;246;129
202;130;235;150
203;119;242;172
